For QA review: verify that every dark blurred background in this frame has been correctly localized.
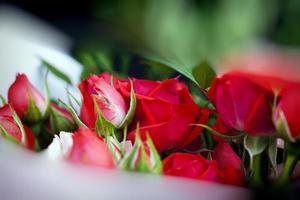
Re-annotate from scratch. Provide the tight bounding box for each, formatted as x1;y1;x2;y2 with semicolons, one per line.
1;0;300;81
3;0;300;46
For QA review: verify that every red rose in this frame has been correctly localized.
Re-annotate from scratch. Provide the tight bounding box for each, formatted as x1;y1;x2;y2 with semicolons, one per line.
118;77;208;152
68;128;116;168
211;116;234;143
0;104;35;150
8;74;46;123
274;83;300;141
212;142;245;186
163;143;244;186
163;153;220;182
79;73;128;128
208;72;275;136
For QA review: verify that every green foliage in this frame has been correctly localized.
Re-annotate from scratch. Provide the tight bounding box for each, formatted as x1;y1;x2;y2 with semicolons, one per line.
23;94;43;124
244;135;269;170
118;80;136;129
92;0;277;85
192;62;216;89
42;60;73;85
268;137;278;175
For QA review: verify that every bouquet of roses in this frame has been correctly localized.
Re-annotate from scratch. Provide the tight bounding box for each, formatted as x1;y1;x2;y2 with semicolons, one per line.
1;55;300;191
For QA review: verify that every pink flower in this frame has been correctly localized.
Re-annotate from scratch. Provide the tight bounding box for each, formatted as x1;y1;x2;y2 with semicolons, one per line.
79;73;128;128
0;104;35;150
68;128;116;168
8;74;46;123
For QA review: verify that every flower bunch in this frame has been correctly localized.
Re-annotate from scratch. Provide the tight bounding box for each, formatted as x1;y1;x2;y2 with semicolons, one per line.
1;63;300;189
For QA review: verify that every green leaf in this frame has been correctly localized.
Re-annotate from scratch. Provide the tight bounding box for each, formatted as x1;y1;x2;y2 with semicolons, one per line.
43;70;51;119
244;135;269;170
41;60;73;85
192;62;216;89
118;80;136;129
268;137;278;176
144;56;197;84
66;88;81;107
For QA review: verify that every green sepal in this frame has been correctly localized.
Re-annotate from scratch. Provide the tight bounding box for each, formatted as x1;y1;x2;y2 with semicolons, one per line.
10;106;27;145
244;135;269;170
0;94;6;106
93;96;115;138
23;93;43;124
106;136;124;162
0;124;19;145
275;111;295;142
117;80;136;129
29;123;42;151
145;133;163;174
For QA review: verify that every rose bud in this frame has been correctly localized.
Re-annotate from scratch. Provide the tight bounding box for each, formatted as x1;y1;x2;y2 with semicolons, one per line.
79;73;129;129
119;133;162;174
105;136;133;162
8;74;47;124
0;104;35;150
208;72;275;136
47;103;76;134
46;128;116;168
274;84;300;141
117;77;209;152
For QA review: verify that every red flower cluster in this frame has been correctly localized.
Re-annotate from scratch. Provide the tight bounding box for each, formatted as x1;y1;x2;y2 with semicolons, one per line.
77;72;244;185
3;48;300;189
208;71;300;140
80;73;209;152
1;72;246;186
